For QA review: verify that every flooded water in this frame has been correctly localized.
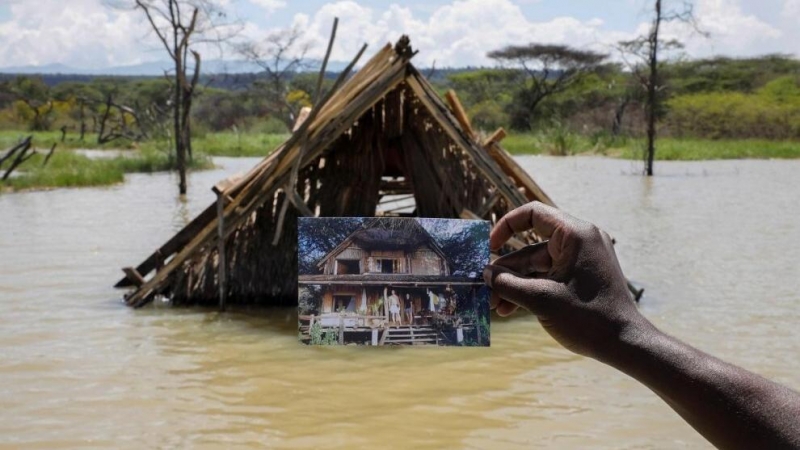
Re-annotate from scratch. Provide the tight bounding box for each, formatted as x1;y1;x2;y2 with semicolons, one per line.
1;156;799;449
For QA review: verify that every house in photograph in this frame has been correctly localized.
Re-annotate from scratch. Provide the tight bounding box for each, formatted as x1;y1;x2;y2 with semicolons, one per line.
298;218;489;346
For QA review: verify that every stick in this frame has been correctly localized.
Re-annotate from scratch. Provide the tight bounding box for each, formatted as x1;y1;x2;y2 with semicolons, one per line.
0;136;32;167
2;137;34;181
276;40;368;245
42;143;56;167
271;194;290;246
216;193;227;311
314;17;338;106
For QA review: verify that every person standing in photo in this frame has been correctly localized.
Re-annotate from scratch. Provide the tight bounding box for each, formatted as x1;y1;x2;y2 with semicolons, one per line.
385;288;401;326
405;294;414;325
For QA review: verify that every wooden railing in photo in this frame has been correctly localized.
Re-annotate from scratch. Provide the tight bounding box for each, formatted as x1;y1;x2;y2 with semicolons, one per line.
115;30;564;309
299;314;391;345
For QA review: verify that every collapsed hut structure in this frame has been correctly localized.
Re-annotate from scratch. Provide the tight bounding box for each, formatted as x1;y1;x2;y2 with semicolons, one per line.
116;35;556;308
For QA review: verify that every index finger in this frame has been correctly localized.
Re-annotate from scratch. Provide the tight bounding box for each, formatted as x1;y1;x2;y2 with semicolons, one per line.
490;202;566;251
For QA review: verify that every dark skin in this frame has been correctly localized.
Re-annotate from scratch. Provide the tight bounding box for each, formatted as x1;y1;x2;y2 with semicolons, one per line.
483;201;800;450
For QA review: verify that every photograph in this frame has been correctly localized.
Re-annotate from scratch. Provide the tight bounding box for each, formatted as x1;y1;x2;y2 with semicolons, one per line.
298;217;490;346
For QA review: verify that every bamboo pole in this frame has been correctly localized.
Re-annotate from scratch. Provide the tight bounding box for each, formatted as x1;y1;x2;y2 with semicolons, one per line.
314;17;338;105
444;90;476;141
216;192;227;311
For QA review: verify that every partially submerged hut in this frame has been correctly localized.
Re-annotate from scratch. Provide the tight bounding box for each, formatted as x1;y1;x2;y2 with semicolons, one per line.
116;36;555;308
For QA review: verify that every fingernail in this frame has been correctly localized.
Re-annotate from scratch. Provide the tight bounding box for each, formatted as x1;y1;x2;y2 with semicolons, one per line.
483;265;494;287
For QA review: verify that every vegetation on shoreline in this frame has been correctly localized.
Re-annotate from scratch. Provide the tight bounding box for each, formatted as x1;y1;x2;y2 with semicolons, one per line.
2;53;800;187
500;133;800;160
0;143;212;192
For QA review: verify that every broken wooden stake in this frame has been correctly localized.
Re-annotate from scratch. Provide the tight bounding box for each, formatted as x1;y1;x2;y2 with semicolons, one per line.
122;267;146;287
216;192;227;311
42;143;56;167
2;137;35;181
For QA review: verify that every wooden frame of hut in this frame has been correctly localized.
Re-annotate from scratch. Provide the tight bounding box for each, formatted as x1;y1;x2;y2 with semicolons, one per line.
115;36;555;309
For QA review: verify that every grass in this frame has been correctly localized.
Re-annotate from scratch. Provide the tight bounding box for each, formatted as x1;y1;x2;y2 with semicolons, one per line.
0;129;290;158
503;131;601;156
502;131;800;160
2;151;125;190
4;128;800;190
614;138;800;160
189;132;289;157
0;130;136;151
1;146;212;192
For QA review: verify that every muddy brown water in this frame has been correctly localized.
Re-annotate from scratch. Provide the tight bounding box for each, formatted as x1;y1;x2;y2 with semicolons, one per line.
1;156;799;449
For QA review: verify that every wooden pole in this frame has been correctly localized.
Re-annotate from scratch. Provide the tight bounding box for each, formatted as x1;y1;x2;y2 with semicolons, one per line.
314;17;338;106
444;90;476;141
216;193;227;311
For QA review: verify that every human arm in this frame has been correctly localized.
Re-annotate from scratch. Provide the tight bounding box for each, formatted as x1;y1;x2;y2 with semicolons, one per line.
483;202;800;449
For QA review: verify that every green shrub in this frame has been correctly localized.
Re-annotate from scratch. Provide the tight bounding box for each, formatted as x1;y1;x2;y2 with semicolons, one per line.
666;89;800;139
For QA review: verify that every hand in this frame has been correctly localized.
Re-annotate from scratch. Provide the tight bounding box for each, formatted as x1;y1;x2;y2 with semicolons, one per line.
483;202;649;362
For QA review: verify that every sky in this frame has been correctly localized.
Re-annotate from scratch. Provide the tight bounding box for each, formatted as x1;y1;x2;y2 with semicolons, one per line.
0;0;797;70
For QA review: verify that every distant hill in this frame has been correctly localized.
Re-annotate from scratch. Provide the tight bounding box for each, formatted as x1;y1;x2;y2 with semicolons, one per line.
0;58;352;77
0;59;482;90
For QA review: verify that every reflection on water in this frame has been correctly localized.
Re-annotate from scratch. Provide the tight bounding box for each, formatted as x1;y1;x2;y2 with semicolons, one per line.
1;156;799;449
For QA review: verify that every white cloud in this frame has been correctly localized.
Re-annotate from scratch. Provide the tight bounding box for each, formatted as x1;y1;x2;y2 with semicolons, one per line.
660;0;782;58
0;0;145;69
249;0;287;13
782;0;800;18
290;0;629;67
0;0;795;71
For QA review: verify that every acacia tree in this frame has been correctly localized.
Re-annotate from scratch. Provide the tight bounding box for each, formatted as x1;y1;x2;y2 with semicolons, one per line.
236;26;312;131
487;44;607;130
130;0;238;194
618;0;705;176
4;76;55;131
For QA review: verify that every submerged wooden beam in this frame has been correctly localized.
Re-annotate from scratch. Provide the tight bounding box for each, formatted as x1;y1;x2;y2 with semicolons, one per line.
216;193;227;311
114;203;216;288
122;267;146;288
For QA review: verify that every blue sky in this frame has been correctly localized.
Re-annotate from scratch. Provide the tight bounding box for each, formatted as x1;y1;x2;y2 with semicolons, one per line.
0;0;796;70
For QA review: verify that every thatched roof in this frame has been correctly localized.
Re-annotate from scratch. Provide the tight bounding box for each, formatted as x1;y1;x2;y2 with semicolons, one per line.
348;217;436;250
316;218;447;269
116;36;555;308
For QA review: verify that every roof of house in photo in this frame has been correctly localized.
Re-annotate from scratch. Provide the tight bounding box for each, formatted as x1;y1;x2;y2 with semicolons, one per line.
315;218;449;268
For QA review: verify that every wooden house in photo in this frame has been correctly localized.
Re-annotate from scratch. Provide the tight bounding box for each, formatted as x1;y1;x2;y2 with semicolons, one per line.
115;34;556;310
299;218;487;345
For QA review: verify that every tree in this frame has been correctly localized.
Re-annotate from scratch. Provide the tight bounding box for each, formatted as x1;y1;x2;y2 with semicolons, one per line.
236;26;312;131
297;218;366;275
5;76;55;131
487;44;607;130
617;0;705;176
52;81;103;141
129;0;238;194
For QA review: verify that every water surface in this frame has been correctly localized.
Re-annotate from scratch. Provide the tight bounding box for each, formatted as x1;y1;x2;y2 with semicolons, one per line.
1;156;799;449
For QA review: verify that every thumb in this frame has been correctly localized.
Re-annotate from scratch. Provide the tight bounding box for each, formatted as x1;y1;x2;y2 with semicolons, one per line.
483;264;567;316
